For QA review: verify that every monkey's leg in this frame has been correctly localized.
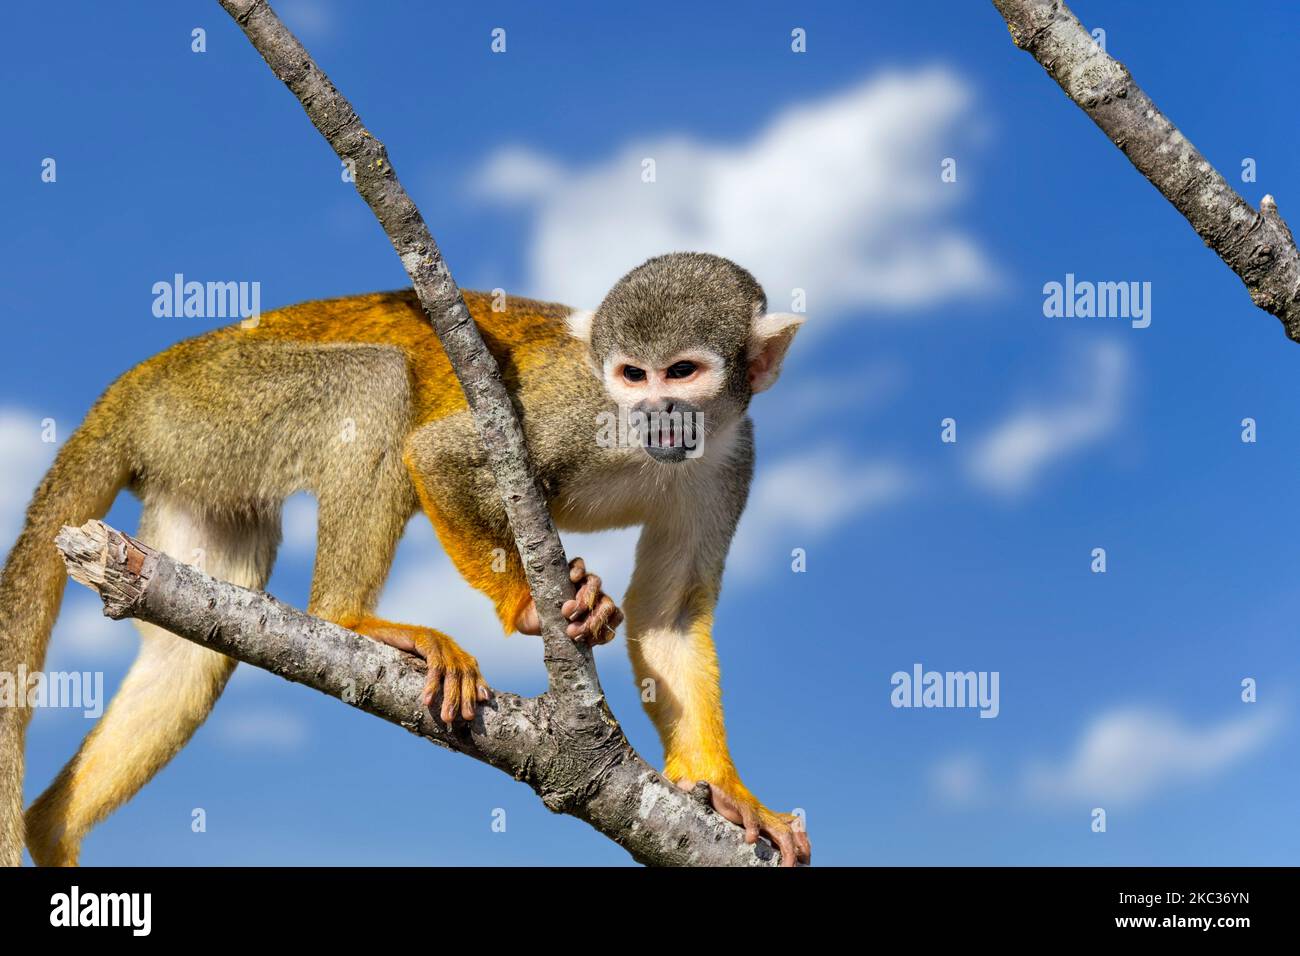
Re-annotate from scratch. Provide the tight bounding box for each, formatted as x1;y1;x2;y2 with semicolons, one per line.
26;493;279;866
624;513;811;866
306;473;488;724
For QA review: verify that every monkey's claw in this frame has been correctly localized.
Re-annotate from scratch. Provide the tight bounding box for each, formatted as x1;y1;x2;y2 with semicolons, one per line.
351;620;490;723
675;776;811;867
561;556;623;645
416;633;490;724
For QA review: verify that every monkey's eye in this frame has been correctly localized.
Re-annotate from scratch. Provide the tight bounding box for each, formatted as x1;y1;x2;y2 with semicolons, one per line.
665;361;698;380
622;365;647;383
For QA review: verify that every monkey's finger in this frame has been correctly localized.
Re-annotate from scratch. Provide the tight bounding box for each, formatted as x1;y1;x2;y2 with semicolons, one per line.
587;596;621;644
477;684;491;703
564;600;608;638
793;827;812;863
440;670;460;724
582;574;602;612
422;664;445;709
568;557;587;582
739;802;761;846
707;785;745;828
567;595;613;643
560;588;592;619
563;574;603;619
764;820;798;868
459;672;478;721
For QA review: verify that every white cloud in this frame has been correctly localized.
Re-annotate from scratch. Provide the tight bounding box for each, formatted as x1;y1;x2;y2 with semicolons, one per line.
1023;706;1281;806
930;753;989;808
211;706;310;752
967;340;1129;497
281;492;318;556
759;359;907;439
47;594;137;665
275;0;334;42
474;68;998;316
730;445;911;578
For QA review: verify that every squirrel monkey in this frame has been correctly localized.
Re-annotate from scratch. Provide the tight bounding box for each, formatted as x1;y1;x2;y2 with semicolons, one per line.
0;252;810;866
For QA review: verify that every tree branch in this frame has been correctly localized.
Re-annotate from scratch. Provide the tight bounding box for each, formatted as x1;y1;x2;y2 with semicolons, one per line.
991;0;1300;340
57;520;777;866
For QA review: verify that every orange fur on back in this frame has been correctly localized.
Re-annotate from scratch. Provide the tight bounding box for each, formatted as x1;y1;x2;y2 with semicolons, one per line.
247;289;573;425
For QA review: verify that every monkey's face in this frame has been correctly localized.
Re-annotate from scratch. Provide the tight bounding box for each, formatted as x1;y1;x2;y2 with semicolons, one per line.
570;252;806;464
604;348;730;463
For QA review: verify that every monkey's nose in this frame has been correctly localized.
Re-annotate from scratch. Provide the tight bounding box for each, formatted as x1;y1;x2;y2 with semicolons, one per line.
635;398;675;416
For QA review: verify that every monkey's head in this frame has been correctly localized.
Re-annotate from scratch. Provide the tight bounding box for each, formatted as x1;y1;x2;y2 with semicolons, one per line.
569;252;803;464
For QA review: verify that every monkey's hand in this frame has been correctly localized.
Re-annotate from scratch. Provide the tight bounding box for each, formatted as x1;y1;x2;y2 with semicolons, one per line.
674;775;811;867
514;557;624;645
356;620;490;724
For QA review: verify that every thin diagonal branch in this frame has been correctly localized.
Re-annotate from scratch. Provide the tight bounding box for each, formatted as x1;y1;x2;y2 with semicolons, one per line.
991;0;1300;340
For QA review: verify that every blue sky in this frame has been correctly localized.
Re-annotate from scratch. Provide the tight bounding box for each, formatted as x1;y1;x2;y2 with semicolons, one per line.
3;0;1299;865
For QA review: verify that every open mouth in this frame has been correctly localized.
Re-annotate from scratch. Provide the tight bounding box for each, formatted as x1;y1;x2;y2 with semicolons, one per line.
637;409;701;462
649;417;684;448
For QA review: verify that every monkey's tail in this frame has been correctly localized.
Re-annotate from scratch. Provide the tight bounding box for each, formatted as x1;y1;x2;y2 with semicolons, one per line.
0;398;128;866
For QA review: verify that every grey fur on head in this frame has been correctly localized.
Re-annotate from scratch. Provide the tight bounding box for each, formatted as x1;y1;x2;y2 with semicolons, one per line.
590;253;767;390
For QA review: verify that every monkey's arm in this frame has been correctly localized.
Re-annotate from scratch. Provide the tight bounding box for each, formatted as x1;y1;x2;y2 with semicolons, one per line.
622;436;810;866
405;422;533;635
405;414;621;644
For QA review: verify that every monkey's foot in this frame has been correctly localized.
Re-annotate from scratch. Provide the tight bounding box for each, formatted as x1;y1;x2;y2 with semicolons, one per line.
515;556;624;645
415;630;491;723
674;775;812;867
353;619;490;723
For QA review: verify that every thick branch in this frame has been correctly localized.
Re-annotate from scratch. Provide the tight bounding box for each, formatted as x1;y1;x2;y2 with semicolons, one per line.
217;0;588;695
991;0;1300;340
57;520;778;866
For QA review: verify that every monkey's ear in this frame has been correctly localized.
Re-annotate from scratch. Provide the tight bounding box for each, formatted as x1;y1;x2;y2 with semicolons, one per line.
565;309;596;343
747;312;804;393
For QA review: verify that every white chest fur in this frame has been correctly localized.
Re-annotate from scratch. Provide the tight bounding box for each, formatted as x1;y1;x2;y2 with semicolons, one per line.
551;420;742;533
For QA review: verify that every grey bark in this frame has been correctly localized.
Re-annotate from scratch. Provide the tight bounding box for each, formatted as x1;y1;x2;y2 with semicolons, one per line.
58;521;777;866
991;0;1300;341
